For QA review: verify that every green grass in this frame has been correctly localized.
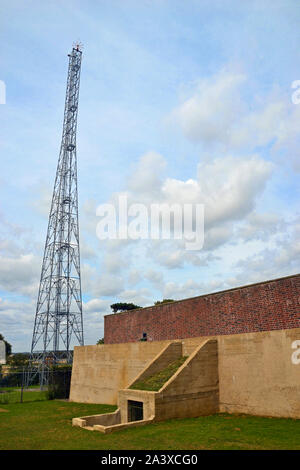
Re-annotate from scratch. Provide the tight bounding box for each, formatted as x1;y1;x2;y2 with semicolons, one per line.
0;387;47;404
130;356;189;391
0;400;300;449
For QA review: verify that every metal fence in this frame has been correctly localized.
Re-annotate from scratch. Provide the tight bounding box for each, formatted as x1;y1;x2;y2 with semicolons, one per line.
0;369;33;404
0;367;72;404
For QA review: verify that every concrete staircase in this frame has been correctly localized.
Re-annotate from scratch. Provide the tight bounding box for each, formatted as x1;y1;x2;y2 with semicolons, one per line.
72;339;219;433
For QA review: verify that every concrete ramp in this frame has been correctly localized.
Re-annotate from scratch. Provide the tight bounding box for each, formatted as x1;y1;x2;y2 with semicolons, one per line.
72;339;219;433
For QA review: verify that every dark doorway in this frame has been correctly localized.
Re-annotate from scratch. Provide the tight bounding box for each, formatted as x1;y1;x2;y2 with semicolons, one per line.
128;400;143;422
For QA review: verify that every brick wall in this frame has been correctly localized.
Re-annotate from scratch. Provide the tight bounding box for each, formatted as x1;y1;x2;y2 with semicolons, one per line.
104;274;300;344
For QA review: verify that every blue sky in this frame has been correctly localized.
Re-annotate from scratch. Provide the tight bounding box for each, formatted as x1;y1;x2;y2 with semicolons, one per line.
0;0;300;351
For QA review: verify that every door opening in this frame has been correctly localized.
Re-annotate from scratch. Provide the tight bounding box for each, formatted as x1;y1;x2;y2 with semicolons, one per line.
128;400;143;422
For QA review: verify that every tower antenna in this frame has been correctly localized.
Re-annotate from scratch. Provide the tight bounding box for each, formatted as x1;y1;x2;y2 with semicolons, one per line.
27;45;84;386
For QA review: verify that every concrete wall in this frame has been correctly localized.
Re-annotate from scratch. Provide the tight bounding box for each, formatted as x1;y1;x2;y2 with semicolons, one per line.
70;340;170;404
70;327;300;419
104;274;300;343
118;340;218;423
118;389;156;423
155;340;219;421
218;328;300;418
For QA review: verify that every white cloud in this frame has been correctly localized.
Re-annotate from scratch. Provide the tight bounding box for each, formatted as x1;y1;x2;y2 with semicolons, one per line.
234;216;300;284
163;155;272;229
127;151;166;198
91;149;272;276
0;253;40;297
0;298;36;352
144;269;164;285
95;274;124;297
32;184;52;218
83;298;111;314
117;288;152;306
81;198;100;236
102;250;128;274
152;244;216;269
0;239;24;257
170;69;246;144
169;69;300;172
127;269;143;286
80;238;98;260
238;212;285;242
230;99;287;149
162;278;226;300
81;262;124;298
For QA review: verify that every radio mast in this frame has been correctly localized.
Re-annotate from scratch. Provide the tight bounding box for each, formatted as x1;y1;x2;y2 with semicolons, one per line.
27;44;84;385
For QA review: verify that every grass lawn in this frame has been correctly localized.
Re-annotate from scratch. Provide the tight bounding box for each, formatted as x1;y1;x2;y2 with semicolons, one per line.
0;399;300;450
0;386;47;404
130;356;189;391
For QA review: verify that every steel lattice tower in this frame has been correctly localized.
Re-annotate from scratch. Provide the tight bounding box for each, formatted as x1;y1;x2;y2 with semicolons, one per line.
27;44;84;386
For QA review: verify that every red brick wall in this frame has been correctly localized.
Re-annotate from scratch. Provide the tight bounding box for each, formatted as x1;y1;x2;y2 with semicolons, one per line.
104;274;300;344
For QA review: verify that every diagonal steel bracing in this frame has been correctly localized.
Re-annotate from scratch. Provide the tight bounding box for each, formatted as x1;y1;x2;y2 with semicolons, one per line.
27;45;84;386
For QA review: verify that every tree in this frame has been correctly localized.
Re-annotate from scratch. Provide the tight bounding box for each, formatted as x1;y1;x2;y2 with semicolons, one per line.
110;302;141;314
0;334;12;356
154;299;175;305
97;338;104;345
7;353;29;369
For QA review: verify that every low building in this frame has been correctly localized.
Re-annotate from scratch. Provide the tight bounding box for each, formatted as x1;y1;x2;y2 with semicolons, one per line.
71;274;300;431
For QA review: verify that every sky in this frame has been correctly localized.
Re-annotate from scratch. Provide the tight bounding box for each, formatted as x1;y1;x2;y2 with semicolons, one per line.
0;0;300;352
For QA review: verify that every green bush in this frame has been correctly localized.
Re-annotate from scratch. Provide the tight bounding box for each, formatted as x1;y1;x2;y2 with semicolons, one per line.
0;372;23;387
46;366;72;400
